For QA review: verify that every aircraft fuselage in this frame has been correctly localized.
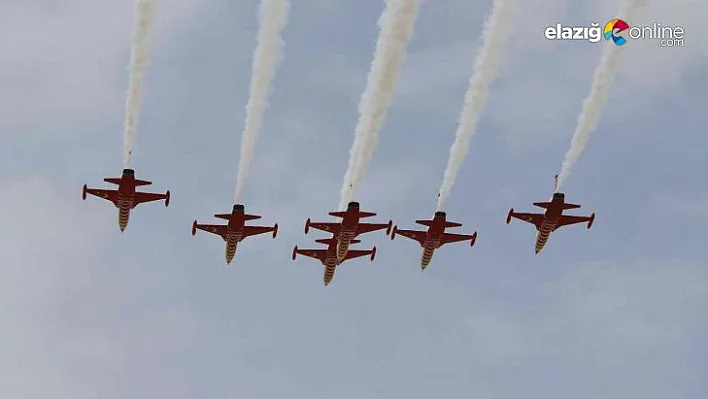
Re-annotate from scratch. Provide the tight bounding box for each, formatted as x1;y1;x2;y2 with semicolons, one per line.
321;247;340;286
535;194;567;253
224;210;247;264
336;204;360;260
420;214;446;268
115;172;138;231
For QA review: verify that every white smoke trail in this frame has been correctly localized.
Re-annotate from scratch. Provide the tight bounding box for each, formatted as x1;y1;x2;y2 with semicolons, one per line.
436;0;518;211
122;0;157;168
338;0;422;210
555;0;647;191
234;0;290;203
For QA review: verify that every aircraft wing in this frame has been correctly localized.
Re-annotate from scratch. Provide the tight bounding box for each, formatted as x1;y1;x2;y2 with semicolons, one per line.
394;228;427;246
355;222;391;236
308;222;341;234
440;232;475;247
133;191;167;207
554;215;591;230
295;248;328;263
242;225;276;238
194;223;228;239
509;211;544;230
85;188;119;206
342;249;374;261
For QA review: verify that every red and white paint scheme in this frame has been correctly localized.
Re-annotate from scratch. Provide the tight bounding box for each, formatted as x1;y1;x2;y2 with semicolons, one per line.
82;168;170;232
304;201;391;262
391;211;477;269
292;235;375;286
506;175;595;254
192;204;278;264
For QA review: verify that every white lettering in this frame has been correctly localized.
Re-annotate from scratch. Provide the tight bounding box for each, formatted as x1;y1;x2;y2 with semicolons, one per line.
560;26;574;39
543;21;684;45
544;26;557;39
571;27;584;39
588;23;601;42
673;27;684;39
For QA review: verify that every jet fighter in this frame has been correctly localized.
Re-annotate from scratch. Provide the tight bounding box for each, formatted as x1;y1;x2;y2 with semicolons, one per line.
390;211;477;269
304;201;392;261
506;175;595;254
192;204;278;264
82;168;170;231
292;235;376;286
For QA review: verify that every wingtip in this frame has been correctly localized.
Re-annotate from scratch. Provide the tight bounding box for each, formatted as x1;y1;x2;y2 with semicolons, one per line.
81;184;87;200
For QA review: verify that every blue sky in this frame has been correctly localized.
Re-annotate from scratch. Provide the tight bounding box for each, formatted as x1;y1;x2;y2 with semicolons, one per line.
1;0;706;398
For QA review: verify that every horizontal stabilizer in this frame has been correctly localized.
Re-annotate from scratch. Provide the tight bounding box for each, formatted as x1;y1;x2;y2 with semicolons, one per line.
359;211;376;218
444;221;462;228
214;212;261;221
532;201;553;209
534;201;581;210
415;219;433;227
329;211;347;218
133;179;152;186
315;238;361;245
104;178;122;185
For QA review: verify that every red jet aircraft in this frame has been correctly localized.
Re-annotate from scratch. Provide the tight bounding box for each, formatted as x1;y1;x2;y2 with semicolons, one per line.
506;175;595;254
292;235;376;286
304;201;392;261
82;168;170;231
390;211;477;269
192;204;278;264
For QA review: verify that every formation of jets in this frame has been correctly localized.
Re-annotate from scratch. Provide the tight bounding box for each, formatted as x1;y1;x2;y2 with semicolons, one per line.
83;172;595;285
